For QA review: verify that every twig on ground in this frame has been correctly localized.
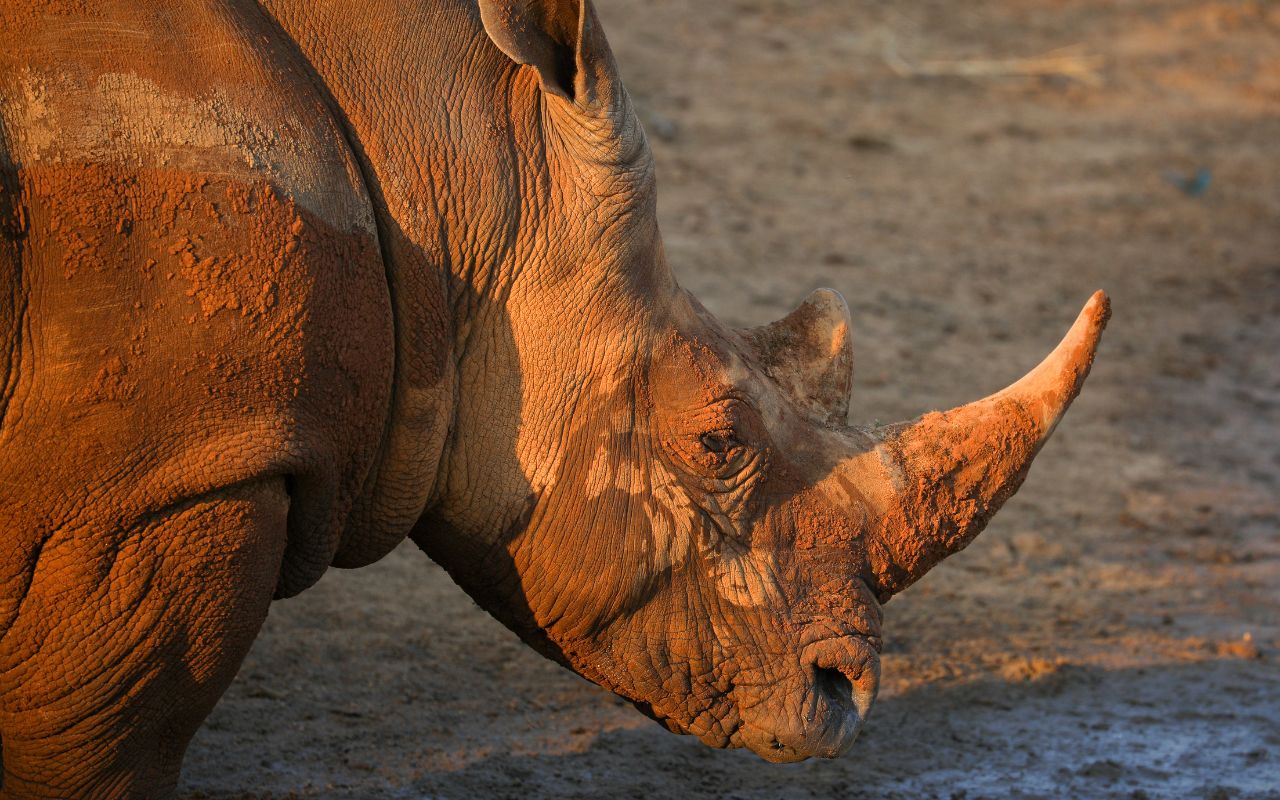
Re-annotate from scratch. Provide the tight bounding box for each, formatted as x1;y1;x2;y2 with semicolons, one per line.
883;39;1105;86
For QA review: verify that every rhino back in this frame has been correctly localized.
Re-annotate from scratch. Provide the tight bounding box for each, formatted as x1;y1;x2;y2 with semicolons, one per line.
0;0;401;600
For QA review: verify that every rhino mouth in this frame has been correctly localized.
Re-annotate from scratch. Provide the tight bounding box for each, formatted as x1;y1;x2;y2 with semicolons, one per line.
737;637;881;762
629;634;880;762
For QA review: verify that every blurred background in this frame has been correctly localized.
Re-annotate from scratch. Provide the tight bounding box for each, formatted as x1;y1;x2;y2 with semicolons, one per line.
183;1;1280;797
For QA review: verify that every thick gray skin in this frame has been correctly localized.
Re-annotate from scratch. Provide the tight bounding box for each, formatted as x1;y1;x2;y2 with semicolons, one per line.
0;0;1106;795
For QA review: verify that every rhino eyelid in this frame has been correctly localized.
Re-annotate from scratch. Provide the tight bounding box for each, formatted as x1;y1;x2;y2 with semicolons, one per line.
699;431;737;453
690;393;753;415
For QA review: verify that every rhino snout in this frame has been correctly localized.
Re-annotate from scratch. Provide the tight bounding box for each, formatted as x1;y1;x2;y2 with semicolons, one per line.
741;636;880;763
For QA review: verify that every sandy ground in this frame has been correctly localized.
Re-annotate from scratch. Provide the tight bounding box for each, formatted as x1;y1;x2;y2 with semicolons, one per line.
181;1;1280;797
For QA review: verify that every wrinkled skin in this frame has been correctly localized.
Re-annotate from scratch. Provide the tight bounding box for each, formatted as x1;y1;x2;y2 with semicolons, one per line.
0;0;1108;795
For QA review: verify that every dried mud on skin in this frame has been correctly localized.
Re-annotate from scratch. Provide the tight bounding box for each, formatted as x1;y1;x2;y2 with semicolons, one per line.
183;0;1280;797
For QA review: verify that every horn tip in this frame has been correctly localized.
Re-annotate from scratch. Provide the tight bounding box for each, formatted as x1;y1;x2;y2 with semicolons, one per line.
1084;289;1111;334
1030;289;1110;430
1072;289;1111;370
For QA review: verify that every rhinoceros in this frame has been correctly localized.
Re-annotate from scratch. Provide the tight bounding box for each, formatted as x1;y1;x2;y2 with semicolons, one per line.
0;0;1108;795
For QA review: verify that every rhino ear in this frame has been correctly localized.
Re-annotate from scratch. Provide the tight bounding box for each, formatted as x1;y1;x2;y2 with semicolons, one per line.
478;0;614;104
478;0;580;100
743;289;855;425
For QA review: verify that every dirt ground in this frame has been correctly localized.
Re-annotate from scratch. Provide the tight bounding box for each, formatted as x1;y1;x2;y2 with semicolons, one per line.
179;1;1280;797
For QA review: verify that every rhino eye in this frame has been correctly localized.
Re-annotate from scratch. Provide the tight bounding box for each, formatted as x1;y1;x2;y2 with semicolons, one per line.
699;431;736;454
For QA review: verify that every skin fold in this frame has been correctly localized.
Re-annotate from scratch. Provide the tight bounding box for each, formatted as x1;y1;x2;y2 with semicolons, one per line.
0;0;1108;795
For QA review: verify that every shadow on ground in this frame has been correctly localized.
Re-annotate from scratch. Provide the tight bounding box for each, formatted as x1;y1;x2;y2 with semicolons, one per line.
184;654;1279;800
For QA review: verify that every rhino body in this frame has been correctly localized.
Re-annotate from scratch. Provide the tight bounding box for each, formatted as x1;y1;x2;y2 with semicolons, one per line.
0;0;1107;795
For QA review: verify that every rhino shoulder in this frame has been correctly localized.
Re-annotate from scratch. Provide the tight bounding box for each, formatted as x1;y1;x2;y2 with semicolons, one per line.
0;1;414;595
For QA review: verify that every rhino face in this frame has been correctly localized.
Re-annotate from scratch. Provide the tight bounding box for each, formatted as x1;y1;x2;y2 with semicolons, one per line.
525;271;1106;761
417;0;1109;763
503;287;1106;762
633;300;885;759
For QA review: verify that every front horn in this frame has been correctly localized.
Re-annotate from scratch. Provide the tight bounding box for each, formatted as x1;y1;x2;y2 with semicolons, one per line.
859;291;1110;600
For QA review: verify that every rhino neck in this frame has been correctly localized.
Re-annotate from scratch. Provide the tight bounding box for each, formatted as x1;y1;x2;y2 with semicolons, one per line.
423;85;677;574
253;0;508;567
423;231;679;555
258;0;677;571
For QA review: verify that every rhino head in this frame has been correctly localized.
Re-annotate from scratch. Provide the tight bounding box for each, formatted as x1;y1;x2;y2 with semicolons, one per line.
410;0;1109;762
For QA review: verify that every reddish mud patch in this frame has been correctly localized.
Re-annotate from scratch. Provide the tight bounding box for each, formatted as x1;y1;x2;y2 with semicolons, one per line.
183;0;1279;797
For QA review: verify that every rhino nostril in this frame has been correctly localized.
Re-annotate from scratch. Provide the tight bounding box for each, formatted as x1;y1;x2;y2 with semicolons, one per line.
814;665;854;708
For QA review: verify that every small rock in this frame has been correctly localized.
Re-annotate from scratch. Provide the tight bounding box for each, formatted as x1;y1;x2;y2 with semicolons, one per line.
848;133;894;152
1215;634;1261;660
1078;759;1124;781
